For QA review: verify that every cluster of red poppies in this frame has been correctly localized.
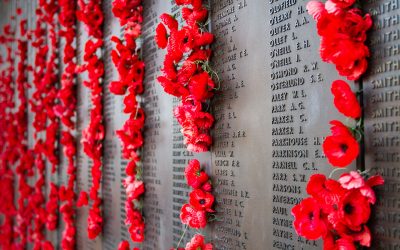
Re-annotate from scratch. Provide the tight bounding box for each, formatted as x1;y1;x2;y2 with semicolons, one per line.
292;3;384;249
30;1;61;248
57;0;78;249
155;0;216;153
110;0;146;247
174;160;214;249
14;14;32;248
322;80;363;167
0;18;21;249
307;0;372;80
292;172;383;249
76;0;105;240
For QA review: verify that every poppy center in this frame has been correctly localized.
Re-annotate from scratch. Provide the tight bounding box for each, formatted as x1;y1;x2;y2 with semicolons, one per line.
308;212;314;220
199;199;206;205
340;143;348;153
344;203;353;214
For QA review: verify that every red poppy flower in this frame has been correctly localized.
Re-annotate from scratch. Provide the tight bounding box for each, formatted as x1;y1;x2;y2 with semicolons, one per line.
320;37;369;81
109;81;128;95
160;13;178;31
323;233;356;250
317;8;372;43
188;72;215;102
125;203;143;225
157;76;189;98
180;204;207;229
291;197;327;240
155;23;168;49
323;121;359;167
184;130;212;153
129;222;145;242
123;177;145;200
331;80;361;119
126;160;137;176
339;172;384;204
77;191;88;207
337;190;370;231
189;189;214;212
306;174;346;210
182;7;209;26
87;208;103;239
118;241;130;250
184;159;209;189
201;181;212;192
185;234;213;250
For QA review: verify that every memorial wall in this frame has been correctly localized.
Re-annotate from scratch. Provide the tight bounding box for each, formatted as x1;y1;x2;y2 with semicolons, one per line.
0;0;398;249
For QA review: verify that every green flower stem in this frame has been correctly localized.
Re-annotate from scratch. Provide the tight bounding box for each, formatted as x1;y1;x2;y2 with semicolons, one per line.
177;224;189;249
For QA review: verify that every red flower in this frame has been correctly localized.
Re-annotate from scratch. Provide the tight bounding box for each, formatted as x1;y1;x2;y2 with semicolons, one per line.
320;38;369;81
125;202;143;225
323;232;356;250
155;23;168;49
184;159;209;189
291;197;327;240
337;190;370;231
306;174;346;210
182;7;209;26
123;176;145;200
317;8;372;43
323;121;359;167
118;241;130;250
87;208;103;239
188;72;215;102
160;13;178;31
189;189;214;212
185;234;213;250
126;160;137;176
180;204;207;229
339;172;384;204
157;76;189;98
308;5;372;80
201;181;212;192
109;81;128;95
331;80;361;119
77;191;88;207
129;222;145;242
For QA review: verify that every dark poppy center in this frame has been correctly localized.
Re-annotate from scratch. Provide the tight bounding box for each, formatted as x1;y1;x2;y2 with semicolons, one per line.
344;203;353;214
199;199;206;205
340;143;348;153
308;212;314;220
136;229;141;234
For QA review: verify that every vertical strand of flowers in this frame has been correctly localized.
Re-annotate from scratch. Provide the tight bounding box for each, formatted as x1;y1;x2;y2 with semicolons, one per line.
155;0;216;153
155;0;217;248
41;0;61;237
56;0;78;248
14;8;36;249
76;0;105;240
109;0;146;247
0;20;18;249
291;1;384;249
29;2;52;247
